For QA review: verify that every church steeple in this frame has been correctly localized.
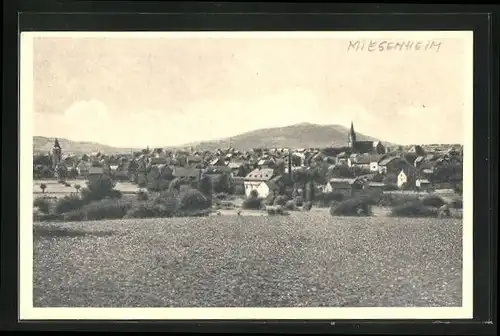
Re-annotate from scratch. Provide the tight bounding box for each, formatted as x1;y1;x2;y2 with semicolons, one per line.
52;138;62;170
348;121;357;149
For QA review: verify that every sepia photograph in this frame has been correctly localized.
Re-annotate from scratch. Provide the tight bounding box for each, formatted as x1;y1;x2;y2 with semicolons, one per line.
20;31;473;320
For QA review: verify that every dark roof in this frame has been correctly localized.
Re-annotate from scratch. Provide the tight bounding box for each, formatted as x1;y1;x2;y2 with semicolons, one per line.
245;168;274;181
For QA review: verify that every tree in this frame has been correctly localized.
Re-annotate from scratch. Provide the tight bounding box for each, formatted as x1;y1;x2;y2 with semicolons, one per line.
168;178;181;192
305;181;315;202
74;184;81;193
56;165;67;181
198;175;213;199
40;183;47;193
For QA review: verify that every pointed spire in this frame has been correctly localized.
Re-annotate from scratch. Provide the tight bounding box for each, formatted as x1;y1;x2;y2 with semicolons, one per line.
54;138;61;148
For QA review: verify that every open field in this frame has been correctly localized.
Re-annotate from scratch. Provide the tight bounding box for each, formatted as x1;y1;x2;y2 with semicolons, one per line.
33;179;140;196
33;213;462;307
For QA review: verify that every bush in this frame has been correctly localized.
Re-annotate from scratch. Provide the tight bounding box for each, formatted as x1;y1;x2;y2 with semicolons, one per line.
82;175;118;202
330;197;372;217
303;201;313;211
391;201;438;218
315;192;344;207
421;195;446;208
33;197;50;214
284;200;296;210
178;188;211;211
377;193;419;207
449;198;463;209
266;205;287;216
214;192;228;200
273;195;289;206
242;196;263;210
83;199;132;220
383;184;399;191
125;198;178;219
264;194;276;206
294;196;304;207
198;175;213;198
54;194;85;215
137;190;149;201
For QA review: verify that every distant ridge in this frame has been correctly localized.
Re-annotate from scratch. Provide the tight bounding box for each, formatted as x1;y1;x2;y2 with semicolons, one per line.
33;136;138;155
178;123;397;151
33;123;397;154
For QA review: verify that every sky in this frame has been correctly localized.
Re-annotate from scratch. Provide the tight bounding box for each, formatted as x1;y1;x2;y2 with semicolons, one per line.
29;32;471;147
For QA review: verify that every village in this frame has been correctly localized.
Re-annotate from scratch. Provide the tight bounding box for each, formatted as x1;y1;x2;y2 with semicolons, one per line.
33;122;463;215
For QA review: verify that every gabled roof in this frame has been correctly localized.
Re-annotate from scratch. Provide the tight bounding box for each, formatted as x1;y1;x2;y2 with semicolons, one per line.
245;168;274;181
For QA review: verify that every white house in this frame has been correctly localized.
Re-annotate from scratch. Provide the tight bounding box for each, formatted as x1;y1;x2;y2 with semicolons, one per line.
416;178;431;190
397;169;408;188
243;168;275;198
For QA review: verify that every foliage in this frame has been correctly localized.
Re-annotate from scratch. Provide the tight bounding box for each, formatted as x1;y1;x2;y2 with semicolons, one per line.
168;178;182;192
242;194;263;210
54;194;85;215
377;193;419;207
302;201;313;211
273;195;289;206
329;197;372;217
33;197;50;214
421;195;446;208
449;198;463;209
67;168;79;179
391;201;438;218
82;175;120;202
266;206;288;216
284;200;296;210
198;175;213;198
178;188;211;211
65;199;133;221
40;183;47;193
315;191;344;207
305;181;315;202
213;173;233;194
137;190;149;201
294;196;304;207
264;194;276;206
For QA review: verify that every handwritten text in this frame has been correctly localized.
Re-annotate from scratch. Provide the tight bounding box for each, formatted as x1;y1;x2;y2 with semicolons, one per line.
347;40;442;52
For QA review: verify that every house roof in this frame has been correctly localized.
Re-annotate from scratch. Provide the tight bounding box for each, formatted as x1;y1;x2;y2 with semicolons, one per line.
329;177;359;185
367;182;386;187
245;168;274;181
355;154;371;164
378;156;398;166
417;178;430;183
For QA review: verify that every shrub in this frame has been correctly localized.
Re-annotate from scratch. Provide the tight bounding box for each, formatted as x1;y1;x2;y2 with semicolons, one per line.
242;196;263;210
83;199;132;220
315;192;344;207
178;188;211;211
303;201;313;211
377;193;419;207
137;190;149;201
54;194;85;215
198;175;213;198
284;200;296;210
330;197;372;217
266;205;285;216
383;184;399;191
62;210;87;221
273;195;289;206
82;175;118;202
421;195;446;208
33;197;50;214
294;196;304;207
249;189;259;198
126;202;168;219
391;201;438;218
168;178;181;192
214;192;228;200
264;194;276;206
449;198;463;209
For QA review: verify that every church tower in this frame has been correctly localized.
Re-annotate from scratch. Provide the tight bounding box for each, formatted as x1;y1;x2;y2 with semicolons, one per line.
347;121;357;149
52;138;62;169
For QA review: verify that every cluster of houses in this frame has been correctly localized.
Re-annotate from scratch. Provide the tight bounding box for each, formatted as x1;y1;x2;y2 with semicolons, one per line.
34;122;463;199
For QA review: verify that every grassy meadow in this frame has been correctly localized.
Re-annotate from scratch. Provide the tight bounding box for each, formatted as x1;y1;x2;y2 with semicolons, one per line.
33;212;462;308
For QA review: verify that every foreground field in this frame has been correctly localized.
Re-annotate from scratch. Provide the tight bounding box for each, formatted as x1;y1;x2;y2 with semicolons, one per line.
33;213;462;307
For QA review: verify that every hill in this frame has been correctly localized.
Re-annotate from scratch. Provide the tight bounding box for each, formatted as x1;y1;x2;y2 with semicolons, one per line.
33;136;137;155
33;123;397;154
180;123;395;151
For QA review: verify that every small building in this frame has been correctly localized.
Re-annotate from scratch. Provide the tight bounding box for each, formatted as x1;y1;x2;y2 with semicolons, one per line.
243;168;275;198
416;178;431;190
323;177;363;197
397;170;408;188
